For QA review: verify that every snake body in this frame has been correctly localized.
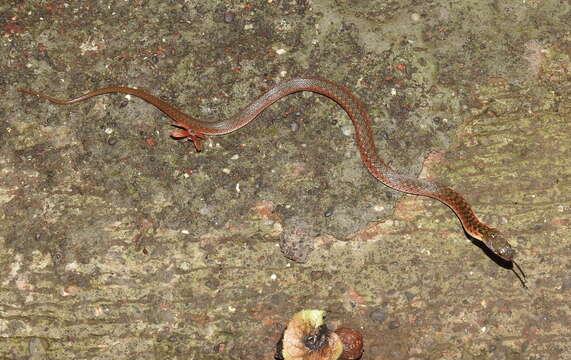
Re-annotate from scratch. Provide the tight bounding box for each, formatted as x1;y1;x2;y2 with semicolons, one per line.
19;77;516;263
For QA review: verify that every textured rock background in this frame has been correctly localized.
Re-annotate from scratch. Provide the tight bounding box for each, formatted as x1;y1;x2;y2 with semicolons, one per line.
1;1;569;359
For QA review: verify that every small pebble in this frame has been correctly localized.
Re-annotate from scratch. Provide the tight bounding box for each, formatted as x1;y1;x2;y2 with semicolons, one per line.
310;271;324;281
223;11;235;23
279;218;315;263
369;308;388;323
404;291;416;301
388;320;400;329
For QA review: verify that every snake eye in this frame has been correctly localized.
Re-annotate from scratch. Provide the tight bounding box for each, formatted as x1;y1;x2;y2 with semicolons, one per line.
497;245;515;261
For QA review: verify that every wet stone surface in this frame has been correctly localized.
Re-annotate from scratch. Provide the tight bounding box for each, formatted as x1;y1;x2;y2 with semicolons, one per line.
1;0;570;359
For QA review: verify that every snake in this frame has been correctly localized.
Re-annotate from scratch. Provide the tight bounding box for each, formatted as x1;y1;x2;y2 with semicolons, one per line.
19;76;523;278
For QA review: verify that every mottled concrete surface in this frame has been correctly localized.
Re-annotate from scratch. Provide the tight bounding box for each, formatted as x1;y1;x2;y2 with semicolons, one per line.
1;1;570;359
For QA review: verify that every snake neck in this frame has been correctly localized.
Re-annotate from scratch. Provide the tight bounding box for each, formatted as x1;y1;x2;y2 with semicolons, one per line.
362;153;487;240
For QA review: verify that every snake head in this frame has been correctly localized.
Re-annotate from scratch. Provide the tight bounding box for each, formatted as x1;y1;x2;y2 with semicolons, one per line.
480;227;515;261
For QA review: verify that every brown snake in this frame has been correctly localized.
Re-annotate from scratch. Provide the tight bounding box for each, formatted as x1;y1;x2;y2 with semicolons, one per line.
19;77;524;283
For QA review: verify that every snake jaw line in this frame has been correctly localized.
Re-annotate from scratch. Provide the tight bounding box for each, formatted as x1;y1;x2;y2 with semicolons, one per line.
496;244;515;261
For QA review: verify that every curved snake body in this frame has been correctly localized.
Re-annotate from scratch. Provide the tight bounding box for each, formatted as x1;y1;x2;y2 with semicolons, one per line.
19;77;517;264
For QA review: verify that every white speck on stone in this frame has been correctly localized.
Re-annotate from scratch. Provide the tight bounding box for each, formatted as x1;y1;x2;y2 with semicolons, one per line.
276;48;287;55
230;154;239;160
222;168;231;174
341;125;353;136
411;13;421;22
65;261;79;271
270;274;277;280
228;306;236;312
104;128;114;135
373;205;385;212
235;183;240;193
244;24;254;30
480;326;487;333
391;88;397;95
181;229;190;235
7;256;22;281
79;40;99;55
272;222;283;234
